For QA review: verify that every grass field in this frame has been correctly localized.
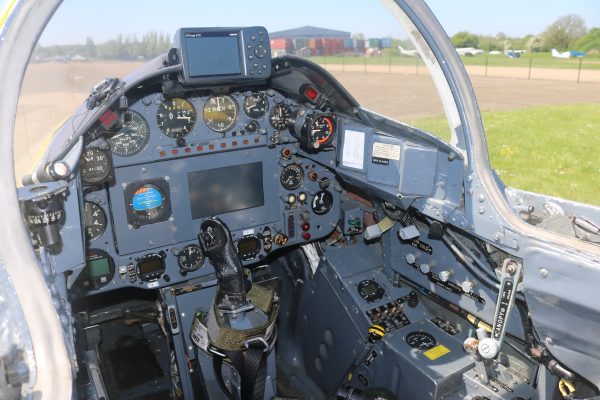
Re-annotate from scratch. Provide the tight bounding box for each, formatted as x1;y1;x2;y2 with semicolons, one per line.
310;52;600;70
412;103;600;206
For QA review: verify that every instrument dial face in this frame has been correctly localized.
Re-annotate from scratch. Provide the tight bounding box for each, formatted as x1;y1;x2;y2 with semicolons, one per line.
129;184;167;221
79;147;112;184
243;93;269;119
405;331;437;350
109;110;150;157
310;115;336;146
177;245;205;272
280;164;304;190
270;104;292;130
203;95;238;132
84;202;107;242
311;190;333;215
156;98;196;138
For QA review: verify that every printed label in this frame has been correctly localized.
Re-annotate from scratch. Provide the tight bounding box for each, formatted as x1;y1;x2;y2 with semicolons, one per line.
372;142;400;160
423;344;450;360
493;279;514;339
371;156;389;165
409;238;433;254
190;318;209;351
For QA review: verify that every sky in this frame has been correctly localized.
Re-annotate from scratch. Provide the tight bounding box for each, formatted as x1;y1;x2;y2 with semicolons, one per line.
37;0;600;46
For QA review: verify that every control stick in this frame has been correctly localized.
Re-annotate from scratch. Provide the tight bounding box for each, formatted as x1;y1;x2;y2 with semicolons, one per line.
199;217;252;313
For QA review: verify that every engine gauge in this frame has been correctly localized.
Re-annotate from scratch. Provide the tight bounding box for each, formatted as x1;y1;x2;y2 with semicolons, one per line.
109;110;150;157
83;201;107;242
405;331;437;350
311;190;333;215
177;245;205;272
243;93;269;119
203;94;238;132
280;164;304;190
156;98;196;138
308;114;336;147
79;147;112;184
270;104;291;130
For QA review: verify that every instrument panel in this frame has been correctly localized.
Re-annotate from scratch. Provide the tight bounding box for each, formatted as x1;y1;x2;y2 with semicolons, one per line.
83;90;303;170
75;88;342;297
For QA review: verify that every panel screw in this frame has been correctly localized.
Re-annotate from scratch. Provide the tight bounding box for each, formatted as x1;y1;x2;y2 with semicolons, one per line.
505;260;518;275
539;268;548;278
545;337;554;346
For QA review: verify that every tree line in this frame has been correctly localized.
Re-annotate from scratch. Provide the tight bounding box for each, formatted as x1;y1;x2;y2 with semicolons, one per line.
451;14;600;54
34;31;173;61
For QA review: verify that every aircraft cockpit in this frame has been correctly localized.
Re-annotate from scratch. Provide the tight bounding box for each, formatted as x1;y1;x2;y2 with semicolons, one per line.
8;17;600;400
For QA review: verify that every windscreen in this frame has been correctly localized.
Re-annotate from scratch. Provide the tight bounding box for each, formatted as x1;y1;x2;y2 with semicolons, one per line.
187;162;264;219
184;32;241;77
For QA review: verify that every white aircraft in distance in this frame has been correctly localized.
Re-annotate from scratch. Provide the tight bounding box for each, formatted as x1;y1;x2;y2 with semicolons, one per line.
398;45;419;56
552;48;586;59
456;47;484;56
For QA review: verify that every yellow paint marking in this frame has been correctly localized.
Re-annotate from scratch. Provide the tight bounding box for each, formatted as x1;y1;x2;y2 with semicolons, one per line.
0;0;17;29
423;344;450;360
27;116;70;173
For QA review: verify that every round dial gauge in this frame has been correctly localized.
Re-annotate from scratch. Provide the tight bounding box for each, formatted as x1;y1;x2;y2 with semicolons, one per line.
129;184;168;222
109;110;150;157
280;164;304;190
203;94;238;132
243;93;269;119
79;147;112;184
309;115;336;146
80;249;115;291
156;98;196;138
311;190;333;215
83;202;107;242
405;331;437;350
270;104;292;130
177;245;205;272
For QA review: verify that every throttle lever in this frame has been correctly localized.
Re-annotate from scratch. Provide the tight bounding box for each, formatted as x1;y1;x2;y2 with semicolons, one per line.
478;259;523;359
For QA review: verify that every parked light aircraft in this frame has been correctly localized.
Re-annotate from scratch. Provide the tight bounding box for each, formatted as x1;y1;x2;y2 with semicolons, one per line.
398;45;419;56
552;48;587;59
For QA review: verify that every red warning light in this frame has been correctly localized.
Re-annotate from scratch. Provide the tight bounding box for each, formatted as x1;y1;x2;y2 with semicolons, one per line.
304;86;319;102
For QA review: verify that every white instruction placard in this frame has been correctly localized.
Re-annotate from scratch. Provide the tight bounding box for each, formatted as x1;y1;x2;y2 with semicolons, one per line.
342;129;365;170
372;142;401;160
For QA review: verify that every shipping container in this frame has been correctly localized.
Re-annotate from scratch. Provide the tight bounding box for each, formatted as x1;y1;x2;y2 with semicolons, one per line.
293;38;308;50
368;38;380;49
270;38;294;53
270;38;287;50
381;38;392;48
353;39;365;49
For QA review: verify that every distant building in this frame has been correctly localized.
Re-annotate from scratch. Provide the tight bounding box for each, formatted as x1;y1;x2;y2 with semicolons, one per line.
269;26;358;57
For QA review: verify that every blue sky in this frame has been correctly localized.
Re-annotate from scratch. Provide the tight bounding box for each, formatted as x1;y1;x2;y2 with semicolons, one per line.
38;0;600;45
